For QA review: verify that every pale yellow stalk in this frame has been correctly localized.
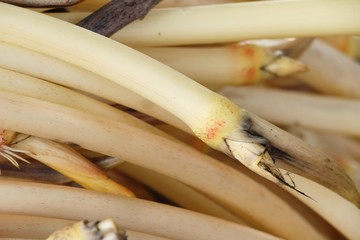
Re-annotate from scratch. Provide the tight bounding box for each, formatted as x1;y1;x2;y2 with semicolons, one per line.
0;180;280;240
138;44;306;87
0;42;187;132
0;66;171;137
50;1;360;47
298;39;360;98
110;0;360;46
0;91;339;239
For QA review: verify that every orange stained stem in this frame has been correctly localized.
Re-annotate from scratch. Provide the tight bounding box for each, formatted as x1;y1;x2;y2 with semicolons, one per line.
230;44;271;85
206;120;225;140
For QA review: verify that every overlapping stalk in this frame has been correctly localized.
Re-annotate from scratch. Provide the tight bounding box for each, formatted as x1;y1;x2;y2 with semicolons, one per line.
0;1;359;239
0;91;342;239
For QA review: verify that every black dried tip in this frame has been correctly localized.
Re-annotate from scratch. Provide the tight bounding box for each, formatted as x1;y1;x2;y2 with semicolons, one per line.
259;154;315;201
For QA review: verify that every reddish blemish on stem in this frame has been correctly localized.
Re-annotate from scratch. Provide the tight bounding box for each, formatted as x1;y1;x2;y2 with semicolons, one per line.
206;120;225;140
243;45;256;58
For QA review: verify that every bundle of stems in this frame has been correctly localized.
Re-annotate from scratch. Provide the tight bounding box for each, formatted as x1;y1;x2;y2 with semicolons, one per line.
116;162;247;225
1;4;357;206
0;42;187;131
1;1;360;239
0;180;281;240
298;39;360;98
0;90;345;239
219;86;360;136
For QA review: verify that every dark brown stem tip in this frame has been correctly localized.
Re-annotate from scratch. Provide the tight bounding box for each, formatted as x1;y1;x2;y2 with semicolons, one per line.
1;0;83;7
77;0;162;37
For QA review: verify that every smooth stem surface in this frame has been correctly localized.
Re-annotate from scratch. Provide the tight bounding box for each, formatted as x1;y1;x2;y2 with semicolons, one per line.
111;0;360;46
137;45;306;87
0;3;223;133
0;91;338;240
0;66;170;138
0;180;280;240
0;42;187;132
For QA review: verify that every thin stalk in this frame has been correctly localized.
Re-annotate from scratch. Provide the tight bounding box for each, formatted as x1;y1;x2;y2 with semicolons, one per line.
50;1;360;47
138;44;307;87
220;86;360;136
0;91;340;239
110;0;360;46
298;39;360;98
117;162;248;225
0;5;354;203
0;214;174;239
0;180;280;240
